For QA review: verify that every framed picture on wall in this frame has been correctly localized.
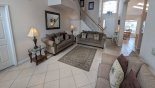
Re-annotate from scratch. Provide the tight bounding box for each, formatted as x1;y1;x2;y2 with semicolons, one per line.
88;2;94;10
45;11;60;30
80;0;84;7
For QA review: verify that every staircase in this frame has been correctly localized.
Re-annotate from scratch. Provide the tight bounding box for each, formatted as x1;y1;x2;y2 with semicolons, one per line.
80;8;104;32
48;0;105;33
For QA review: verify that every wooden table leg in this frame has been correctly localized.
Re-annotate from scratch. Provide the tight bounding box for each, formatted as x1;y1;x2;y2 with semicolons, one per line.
28;51;32;63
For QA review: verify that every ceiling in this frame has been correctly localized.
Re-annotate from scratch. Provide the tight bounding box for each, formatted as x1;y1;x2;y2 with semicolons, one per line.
127;0;144;16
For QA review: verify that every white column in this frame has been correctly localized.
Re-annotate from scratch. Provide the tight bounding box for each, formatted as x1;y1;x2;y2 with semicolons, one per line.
136;0;148;49
117;1;128;46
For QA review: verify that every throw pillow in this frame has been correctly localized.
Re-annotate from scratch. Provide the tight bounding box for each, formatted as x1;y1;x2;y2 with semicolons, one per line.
117;54;128;74
126;59;143;76
59;35;64;42
65;34;69;40
54;37;60;44
109;59;124;88
82;33;87;38
87;33;94;39
47;40;54;46
120;70;141;88
94;34;99;40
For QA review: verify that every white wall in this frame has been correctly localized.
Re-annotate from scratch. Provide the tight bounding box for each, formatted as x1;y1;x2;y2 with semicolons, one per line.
0;0;63;63
81;20;92;32
85;0;100;23
140;0;155;71
58;0;80;34
48;0;61;6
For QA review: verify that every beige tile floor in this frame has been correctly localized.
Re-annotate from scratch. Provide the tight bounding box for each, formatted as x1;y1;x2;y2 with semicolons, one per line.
0;39;134;88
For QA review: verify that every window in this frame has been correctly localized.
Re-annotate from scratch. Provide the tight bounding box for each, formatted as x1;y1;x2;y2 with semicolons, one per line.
125;20;137;33
103;1;118;14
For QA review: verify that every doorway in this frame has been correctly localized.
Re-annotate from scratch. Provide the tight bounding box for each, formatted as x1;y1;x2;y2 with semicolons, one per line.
0;5;17;70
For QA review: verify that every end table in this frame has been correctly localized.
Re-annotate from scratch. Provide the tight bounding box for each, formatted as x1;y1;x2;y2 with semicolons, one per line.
28;45;47;65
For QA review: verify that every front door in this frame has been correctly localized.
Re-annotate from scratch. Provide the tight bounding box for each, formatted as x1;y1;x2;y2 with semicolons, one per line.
0;6;12;70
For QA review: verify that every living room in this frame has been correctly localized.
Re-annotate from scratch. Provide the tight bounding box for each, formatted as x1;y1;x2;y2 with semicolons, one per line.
0;0;155;88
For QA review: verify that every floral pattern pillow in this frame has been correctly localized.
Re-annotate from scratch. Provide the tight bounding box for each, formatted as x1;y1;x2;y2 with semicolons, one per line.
109;59;124;88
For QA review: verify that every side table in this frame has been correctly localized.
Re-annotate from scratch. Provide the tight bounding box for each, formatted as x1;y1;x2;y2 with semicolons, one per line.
28;45;47;65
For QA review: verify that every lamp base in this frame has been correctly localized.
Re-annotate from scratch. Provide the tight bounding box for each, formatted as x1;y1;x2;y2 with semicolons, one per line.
33;36;38;49
34;46;38;49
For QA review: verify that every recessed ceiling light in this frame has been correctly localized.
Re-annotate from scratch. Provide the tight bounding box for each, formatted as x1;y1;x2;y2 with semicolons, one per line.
133;6;148;10
137;3;149;7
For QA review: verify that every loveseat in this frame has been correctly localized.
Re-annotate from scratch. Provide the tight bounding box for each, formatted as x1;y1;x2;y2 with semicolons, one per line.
96;53;155;88
76;31;106;49
42;32;74;55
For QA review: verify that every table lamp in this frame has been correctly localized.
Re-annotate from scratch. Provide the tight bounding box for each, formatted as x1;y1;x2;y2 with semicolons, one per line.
70;24;75;35
28;27;39;49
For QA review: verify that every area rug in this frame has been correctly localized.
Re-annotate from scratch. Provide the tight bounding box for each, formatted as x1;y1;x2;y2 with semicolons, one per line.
58;46;97;71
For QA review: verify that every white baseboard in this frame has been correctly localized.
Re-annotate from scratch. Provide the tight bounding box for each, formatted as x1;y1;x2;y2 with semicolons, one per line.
18;57;29;65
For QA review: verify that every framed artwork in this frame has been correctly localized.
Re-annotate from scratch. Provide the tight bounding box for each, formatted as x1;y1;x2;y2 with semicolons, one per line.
80;0;84;7
88;2;94;10
45;11;60;30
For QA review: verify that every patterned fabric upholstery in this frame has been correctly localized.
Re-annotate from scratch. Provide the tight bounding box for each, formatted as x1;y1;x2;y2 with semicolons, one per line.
42;33;74;54
98;64;111;80
109;59;124;88
137;64;155;88
126;57;144;76
96;55;155;88
101;53;117;66
96;78;110;88
77;31;106;49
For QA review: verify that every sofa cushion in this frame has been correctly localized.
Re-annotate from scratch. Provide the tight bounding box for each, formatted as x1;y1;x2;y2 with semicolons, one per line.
120;70;141;88
57;39;72;49
101;53;117;66
82;33;87;38
87;33;94;39
79;38;101;44
96;78;110;88
137;64;155;88
54;37;60;44
98;64;111;80
59;35;64;42
126;57;144;76
117;54;128;74
46;34;56;41
109;59;124;88
65;34;69;40
94;34;99;40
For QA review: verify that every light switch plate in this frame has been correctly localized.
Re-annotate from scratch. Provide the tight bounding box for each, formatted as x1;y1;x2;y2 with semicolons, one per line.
152;48;155;56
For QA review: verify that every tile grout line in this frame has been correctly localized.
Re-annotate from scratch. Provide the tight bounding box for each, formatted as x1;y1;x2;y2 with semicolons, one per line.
58;62;61;88
84;68;96;88
43;65;48;88
26;66;37;88
9;68;24;88
71;68;78;88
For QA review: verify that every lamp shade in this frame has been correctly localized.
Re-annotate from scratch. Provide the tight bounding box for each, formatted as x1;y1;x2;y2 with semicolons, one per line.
70;25;75;30
27;27;39;37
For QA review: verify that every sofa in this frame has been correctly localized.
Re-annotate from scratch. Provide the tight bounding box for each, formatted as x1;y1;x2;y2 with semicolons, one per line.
76;31;106;49
96;53;155;88
42;32;75;55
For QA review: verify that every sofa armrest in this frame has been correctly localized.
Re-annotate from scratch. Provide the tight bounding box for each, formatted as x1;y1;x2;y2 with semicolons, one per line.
41;37;55;47
76;34;82;41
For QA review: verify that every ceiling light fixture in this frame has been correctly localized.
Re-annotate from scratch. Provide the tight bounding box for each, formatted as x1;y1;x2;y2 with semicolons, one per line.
137;3;149;7
133;6;148;10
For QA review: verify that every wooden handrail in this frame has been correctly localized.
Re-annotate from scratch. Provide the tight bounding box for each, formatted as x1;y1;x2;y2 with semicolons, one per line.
80;9;104;32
